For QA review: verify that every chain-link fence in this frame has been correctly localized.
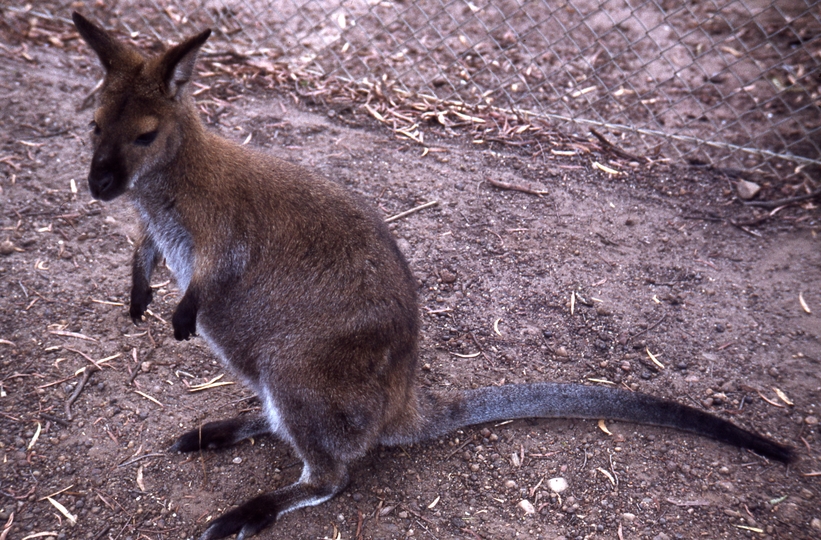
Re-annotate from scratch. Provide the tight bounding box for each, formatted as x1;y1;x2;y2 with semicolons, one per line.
12;0;821;178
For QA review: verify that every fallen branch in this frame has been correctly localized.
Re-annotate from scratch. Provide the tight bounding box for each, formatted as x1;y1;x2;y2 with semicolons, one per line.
590;128;647;163
627;312;666;343
742;187;821;209
385;200;438;223
486;177;547;196
39;412;70;427
65;365;100;421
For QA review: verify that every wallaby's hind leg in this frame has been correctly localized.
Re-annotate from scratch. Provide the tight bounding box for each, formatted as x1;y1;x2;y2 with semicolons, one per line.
199;452;349;540
172;414;271;452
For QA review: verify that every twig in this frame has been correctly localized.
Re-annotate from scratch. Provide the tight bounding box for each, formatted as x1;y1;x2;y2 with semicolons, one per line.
91;524;111;540
65;365;100;421
469;331;492;363
627;312;666;343
486;177;547;196
117;453;167;468
39;412;70;427
385;201;438;223
444;436;475;461
590;128;647;163
127;348;141;386
62;346;102;369
742;188;821;208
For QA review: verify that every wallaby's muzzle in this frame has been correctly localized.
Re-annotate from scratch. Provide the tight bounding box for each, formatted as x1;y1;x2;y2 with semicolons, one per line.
88;148;128;200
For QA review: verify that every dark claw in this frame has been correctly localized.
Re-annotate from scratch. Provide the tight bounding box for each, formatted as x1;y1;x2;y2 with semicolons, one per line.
171;419;259;452
198;495;276;540
129;286;152;323
172;294;197;340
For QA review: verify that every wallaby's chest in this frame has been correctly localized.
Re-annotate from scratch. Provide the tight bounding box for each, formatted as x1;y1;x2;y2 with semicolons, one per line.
138;202;195;292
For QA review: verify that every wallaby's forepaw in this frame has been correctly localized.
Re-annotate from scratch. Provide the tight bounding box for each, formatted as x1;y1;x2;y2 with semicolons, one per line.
198;495;276;540
170;429;206;453
172;294;197;340
171;418;265;452
129;286;152;323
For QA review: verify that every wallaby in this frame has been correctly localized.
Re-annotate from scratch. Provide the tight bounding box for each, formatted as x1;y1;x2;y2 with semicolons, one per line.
72;12;794;540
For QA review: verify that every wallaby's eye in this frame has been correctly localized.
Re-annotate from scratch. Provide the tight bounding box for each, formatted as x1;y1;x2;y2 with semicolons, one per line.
89;121;101;136
134;130;158;146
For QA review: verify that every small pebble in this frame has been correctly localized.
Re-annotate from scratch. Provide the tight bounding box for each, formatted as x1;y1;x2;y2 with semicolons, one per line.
518;499;536;514
439;269;457;283
555;346;569;357
547;477;568;493
716;480;734;492
805;416;819;426
0;240;16;255
736;180;761;200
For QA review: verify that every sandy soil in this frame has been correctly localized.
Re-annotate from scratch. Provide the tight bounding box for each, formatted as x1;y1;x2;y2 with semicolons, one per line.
1;18;821;540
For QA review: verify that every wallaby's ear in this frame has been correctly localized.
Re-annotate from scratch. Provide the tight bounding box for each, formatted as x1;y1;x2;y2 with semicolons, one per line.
72;12;141;72
159;29;211;99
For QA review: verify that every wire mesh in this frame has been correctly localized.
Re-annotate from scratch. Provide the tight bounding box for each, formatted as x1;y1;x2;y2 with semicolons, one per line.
13;0;821;177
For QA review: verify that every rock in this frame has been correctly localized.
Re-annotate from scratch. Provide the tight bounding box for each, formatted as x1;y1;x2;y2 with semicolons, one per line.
736;180;761;200
805;416;819;426
555;346;569;357
504;480;517;489
716;480;734;492
775;502;801;521
0;240;17;255
547;477;568;493
518;499;536;514
595;304;612;316
811;517;821;530
439;269;457;283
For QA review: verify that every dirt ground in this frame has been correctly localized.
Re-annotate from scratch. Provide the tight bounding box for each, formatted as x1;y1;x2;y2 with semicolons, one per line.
2;17;821;540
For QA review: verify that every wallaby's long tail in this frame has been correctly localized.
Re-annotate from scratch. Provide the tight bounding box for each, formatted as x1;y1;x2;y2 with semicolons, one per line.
417;383;794;463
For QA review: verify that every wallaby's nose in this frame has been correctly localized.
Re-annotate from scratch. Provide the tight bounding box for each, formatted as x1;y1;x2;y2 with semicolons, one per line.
88;171;115;200
88;148;127;200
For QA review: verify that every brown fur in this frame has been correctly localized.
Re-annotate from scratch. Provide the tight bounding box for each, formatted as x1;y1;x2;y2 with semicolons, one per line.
73;12;793;540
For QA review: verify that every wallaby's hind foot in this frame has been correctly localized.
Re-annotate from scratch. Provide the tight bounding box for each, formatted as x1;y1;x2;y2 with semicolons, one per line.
199;458;349;540
172;415;271;452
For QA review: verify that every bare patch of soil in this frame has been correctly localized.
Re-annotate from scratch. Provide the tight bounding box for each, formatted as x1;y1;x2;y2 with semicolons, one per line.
1;24;821;540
